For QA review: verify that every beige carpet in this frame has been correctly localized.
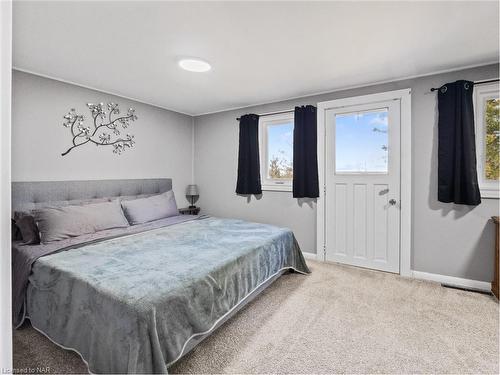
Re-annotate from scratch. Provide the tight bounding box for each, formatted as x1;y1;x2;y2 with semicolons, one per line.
13;261;499;374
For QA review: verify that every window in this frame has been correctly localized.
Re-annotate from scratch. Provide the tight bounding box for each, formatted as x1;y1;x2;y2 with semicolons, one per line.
259;113;294;191
335;108;389;173
474;82;500;198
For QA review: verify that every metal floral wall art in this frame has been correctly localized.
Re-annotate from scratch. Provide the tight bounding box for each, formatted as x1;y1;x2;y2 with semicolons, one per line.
61;102;137;156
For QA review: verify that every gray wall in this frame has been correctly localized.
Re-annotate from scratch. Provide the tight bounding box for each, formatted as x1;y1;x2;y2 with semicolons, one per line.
12;66;499;282
12;70;194;206
194;64;499;282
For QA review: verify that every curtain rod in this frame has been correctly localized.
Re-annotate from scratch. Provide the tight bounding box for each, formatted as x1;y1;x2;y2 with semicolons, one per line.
430;78;499;92
236;109;294;121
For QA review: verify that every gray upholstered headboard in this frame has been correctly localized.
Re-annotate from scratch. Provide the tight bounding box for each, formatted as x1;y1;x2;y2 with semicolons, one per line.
12;178;172;214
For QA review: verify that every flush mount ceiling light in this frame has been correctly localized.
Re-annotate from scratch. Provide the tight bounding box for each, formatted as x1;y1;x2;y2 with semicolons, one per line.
178;58;211;72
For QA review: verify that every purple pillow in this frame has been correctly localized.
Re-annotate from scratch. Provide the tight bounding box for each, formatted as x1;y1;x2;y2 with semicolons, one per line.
121;190;178;225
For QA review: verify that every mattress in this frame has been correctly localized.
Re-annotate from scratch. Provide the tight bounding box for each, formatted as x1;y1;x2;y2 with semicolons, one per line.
23;216;310;373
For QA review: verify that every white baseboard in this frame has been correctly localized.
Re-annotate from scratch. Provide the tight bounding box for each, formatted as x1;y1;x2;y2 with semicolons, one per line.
411;270;491;292
302;252;318;260
306;257;491;292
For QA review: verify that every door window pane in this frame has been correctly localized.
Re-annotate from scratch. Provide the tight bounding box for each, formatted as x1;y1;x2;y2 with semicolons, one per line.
335;108;388;173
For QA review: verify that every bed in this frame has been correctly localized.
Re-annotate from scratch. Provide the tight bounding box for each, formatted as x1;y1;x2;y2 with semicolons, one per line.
12;178;310;374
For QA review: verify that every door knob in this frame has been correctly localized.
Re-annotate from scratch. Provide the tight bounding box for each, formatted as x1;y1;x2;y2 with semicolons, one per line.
389;199;397;205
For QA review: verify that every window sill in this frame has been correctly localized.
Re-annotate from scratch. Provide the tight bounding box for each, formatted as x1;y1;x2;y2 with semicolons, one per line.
480;189;499;199
261;184;292;192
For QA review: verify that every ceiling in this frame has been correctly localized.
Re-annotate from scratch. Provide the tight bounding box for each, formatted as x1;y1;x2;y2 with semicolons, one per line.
13;1;499;116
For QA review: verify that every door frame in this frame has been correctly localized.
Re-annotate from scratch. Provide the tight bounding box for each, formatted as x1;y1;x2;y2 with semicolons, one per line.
316;89;412;276
0;0;12;370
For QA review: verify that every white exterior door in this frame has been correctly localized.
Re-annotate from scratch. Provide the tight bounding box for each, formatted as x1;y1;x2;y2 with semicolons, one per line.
324;98;401;273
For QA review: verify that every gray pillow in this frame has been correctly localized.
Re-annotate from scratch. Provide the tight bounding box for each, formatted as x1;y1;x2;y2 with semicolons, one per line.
121;190;178;225
16;215;40;245
12;219;22;241
35;200;129;243
13;197;112;245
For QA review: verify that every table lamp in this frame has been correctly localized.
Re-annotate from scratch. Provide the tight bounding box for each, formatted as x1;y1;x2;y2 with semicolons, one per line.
186;184;199;209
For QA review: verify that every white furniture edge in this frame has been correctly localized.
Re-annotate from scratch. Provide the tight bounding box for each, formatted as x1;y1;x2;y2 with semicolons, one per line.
411;270;491;292
316;88;412;276
0;0;12;371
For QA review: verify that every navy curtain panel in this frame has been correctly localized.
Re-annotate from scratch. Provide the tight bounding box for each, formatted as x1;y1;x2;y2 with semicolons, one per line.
437;80;481;205
293;105;319;198
236;114;262;195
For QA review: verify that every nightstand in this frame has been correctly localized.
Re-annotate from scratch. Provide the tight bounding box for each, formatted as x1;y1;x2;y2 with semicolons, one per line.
179;207;200;215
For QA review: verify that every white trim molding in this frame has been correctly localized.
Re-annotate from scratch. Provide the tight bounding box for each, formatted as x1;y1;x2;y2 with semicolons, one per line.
13;67;194;117
196;61;497;117
473;81;500;199
259;112;295;192
316;88;412;277
412;270;491;292
0;0;12;371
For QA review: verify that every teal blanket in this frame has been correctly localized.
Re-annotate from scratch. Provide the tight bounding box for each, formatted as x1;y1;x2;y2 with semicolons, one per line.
27;217;310;373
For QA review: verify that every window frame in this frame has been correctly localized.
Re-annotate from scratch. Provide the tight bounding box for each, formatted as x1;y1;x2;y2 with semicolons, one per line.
474;82;499;199
259;112;295;192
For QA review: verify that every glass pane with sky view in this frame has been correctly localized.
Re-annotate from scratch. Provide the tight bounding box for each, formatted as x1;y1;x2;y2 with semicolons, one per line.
267;122;293;179
335;109;389;173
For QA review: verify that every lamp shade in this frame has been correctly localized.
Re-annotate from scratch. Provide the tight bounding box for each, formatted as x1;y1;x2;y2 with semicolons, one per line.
185;184;199;196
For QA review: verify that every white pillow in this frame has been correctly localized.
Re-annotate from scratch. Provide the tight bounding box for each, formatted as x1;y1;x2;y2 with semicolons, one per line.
121;190;178;225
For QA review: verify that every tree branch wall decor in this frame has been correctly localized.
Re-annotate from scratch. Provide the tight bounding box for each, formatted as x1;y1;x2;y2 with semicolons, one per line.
61;102;137;156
